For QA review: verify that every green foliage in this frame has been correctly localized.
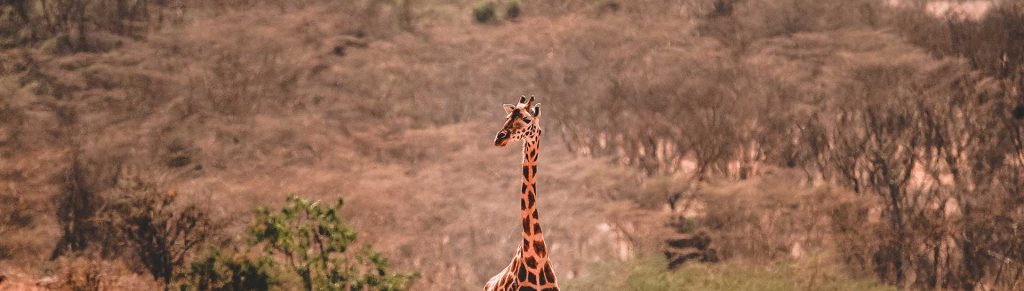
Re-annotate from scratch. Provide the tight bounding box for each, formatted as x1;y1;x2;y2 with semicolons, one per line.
176;250;277;291
473;1;496;23
248;195;416;291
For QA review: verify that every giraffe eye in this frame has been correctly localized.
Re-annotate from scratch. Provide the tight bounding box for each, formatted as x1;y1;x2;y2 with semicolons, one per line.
522;117;531;124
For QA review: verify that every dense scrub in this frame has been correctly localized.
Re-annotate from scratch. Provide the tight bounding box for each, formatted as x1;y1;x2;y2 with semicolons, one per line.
1;0;1023;290
550;1;1024;289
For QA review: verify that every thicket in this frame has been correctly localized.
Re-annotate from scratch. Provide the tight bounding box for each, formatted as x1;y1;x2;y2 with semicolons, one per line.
177;195;417;290
0;0;417;51
551;1;1024;289
49;152;414;290
50;154;213;285
0;0;159;51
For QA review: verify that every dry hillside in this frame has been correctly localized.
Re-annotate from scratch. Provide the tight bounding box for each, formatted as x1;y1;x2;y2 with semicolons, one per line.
2;0;1023;290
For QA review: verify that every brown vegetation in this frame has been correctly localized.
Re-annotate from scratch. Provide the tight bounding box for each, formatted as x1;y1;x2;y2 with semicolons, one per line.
1;0;1023;290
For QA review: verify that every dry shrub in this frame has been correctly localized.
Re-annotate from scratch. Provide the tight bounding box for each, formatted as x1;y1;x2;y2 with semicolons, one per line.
99;180;211;285
826;193;877;273
183;39;301;117
698;0;882;49
698;170;847;263
0;0;154;51
633;175;697;211
472;1;496;23
51;257;109;291
47;256;162;291
890;2;1024;77
51;153;121;259
797;36;1024;288
0;104;24;154
77;63;176;119
50;151;211;285
694;170;899;285
518;0;689;18
505;0;521;20
0;188;32;259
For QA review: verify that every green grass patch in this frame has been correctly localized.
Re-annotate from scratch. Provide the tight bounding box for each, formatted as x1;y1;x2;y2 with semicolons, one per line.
564;257;895;291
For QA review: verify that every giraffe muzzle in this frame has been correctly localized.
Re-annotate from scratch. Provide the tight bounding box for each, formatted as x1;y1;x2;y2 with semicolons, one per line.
494;131;510;146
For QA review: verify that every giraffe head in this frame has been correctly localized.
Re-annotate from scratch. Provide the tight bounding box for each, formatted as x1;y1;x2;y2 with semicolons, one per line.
494;95;542;147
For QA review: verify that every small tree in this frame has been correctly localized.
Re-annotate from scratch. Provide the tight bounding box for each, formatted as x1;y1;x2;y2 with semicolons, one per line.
51;154;107;259
248;196;416;291
102;184;211;286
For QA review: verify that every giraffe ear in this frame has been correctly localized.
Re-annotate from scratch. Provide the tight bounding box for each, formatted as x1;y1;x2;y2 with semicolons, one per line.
530;103;541;117
503;104;516;113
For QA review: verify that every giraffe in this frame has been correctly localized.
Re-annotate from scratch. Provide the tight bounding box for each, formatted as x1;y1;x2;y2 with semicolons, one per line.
485;95;559;291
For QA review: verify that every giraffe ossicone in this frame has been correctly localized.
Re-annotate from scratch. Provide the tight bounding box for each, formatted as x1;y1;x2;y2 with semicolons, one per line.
486;95;559;291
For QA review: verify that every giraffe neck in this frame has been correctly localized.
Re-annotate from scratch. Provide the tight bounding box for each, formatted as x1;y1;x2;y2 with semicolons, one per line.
485;126;559;290
520;138;548;261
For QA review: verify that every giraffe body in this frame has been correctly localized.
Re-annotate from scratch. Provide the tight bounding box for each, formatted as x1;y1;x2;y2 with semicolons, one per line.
486;96;559;291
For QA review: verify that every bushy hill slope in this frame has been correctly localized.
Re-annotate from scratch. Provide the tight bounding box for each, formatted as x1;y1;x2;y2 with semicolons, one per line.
2;0;1022;290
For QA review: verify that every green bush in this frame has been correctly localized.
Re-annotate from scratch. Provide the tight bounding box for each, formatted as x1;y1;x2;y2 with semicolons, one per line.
248;195;417;291
176;250;277;291
473;1;496;23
